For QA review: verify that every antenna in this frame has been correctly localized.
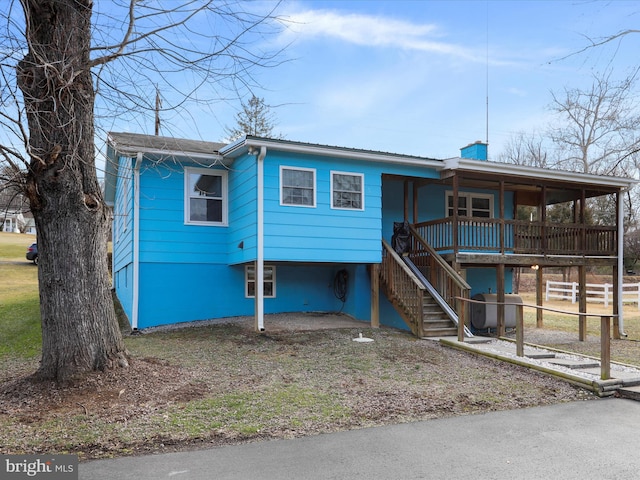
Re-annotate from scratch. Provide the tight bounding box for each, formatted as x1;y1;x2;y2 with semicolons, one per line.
485;1;490;148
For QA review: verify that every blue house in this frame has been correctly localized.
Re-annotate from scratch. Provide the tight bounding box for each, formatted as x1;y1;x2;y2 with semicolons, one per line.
104;133;634;338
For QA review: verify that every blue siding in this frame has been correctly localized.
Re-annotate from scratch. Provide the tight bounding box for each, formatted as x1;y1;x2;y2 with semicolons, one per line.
228;154;258;264
138;162;229;265
136;262;373;328
262;152;382;263
112;155;135;322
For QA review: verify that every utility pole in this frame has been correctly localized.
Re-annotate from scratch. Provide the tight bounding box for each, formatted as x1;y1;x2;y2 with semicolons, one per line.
155;86;161;136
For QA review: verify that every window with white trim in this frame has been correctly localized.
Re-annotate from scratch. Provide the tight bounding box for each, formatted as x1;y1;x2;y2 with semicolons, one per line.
245;265;276;298
331;171;364;210
185;168;228;225
280;166;316;207
446;192;493;218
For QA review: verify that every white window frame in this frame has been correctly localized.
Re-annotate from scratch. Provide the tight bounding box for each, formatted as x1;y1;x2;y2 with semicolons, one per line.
445;191;494;218
280;166;316;207
245;265;276;298
184;167;228;226
331;171;364;211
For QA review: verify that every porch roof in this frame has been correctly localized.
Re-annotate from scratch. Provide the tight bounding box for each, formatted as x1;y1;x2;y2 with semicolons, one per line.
442;157;637;193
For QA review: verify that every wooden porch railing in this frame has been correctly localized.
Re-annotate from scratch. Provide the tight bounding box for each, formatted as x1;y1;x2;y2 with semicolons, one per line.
380;239;426;337
414;218;616;256
407;226;471;340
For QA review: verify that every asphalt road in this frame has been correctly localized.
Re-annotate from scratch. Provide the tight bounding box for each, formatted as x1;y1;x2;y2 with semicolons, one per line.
81;398;640;480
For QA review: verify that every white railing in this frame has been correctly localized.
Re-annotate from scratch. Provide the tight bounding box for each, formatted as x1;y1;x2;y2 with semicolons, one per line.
545;280;640;309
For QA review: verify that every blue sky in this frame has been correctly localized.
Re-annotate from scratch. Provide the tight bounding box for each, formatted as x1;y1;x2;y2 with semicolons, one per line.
124;1;640;161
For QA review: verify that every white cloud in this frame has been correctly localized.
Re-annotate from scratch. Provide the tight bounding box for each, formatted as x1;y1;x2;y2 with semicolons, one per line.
280;8;485;62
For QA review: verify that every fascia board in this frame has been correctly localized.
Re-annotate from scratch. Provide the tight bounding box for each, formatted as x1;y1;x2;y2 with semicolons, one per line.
443;157;638;190
221;137;444;169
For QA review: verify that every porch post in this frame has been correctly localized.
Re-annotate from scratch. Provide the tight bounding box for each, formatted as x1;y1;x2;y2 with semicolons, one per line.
613;263;620;340
497;263;505;337
578;265;587;341
499;180;505;254
540;186;547;254
403;180;410;222
616;190;626;338
370;264;380;328
452;174;459;258
412;182;419;224
536;266;544;328
580;188;586;252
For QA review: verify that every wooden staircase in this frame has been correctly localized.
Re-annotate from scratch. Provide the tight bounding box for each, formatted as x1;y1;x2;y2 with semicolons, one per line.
380;236;470;338
422;295;458;337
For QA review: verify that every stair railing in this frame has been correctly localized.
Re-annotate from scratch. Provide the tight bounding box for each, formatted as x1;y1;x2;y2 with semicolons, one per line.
408;225;471;338
380;239;425;337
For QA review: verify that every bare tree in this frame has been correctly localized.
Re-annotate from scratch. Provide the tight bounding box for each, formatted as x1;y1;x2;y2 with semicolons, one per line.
497;131;551;168
0;0;283;383
224;95;282;141
548;71;640;176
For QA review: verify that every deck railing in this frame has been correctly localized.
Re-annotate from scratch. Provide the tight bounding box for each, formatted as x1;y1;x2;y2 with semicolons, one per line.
407;226;471;323
414;218;616;256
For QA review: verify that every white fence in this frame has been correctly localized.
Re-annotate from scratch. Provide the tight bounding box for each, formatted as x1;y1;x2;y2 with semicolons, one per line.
545;281;640;309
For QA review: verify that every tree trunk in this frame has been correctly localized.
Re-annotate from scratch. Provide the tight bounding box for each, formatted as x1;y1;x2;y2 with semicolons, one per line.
18;0;128;383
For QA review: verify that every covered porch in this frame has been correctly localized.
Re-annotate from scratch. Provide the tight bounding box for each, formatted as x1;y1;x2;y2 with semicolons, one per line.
382;157;633;340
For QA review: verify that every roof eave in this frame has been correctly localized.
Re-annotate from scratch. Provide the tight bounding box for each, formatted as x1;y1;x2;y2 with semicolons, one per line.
220;136;444;168
443;157;637;190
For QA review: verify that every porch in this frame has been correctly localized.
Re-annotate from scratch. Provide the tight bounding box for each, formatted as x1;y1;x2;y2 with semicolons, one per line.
378;158;630;340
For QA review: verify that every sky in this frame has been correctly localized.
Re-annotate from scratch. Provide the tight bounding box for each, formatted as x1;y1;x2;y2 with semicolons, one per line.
117;0;640;162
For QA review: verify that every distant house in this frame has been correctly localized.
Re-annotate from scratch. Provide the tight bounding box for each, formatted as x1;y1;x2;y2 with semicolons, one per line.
0;189;35;234
104;133;635;337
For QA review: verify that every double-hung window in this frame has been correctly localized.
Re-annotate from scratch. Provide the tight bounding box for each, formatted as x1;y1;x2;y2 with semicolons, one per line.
280;166;315;207
245;265;276;298
185;167;228;225
331;171;364;210
446;192;493;218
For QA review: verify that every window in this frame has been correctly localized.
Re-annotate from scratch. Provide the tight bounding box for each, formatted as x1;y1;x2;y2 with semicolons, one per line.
246;265;276;298
280;167;315;207
331;171;364;210
185;168;227;225
446;192;493;218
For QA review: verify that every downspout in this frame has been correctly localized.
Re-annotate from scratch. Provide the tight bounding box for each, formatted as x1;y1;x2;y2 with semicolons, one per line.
617;190;626;337
255;146;267;332
132;152;142;331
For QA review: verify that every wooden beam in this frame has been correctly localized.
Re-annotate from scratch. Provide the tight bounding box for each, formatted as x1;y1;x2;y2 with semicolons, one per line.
499;180;505;254
578;265;587;341
370;264;380;329
413;182;419;224
536;266;543;328
452;174;459;257
612;263;620;340
403;180;409;221
497;263;505;337
451;253;617;267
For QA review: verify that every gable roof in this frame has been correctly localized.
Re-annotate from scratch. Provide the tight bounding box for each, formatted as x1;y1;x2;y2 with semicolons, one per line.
104;132;227;206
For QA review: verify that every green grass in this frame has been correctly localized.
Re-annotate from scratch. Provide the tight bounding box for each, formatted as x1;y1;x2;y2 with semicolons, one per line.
0;232;35;261
0;233;41;361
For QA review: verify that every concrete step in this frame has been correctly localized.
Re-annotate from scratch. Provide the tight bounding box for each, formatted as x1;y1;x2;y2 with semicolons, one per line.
546;358;601;370
617;385;640;401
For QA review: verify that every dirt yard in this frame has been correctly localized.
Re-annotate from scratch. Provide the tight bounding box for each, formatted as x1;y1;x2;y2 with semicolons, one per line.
0;315;595;460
